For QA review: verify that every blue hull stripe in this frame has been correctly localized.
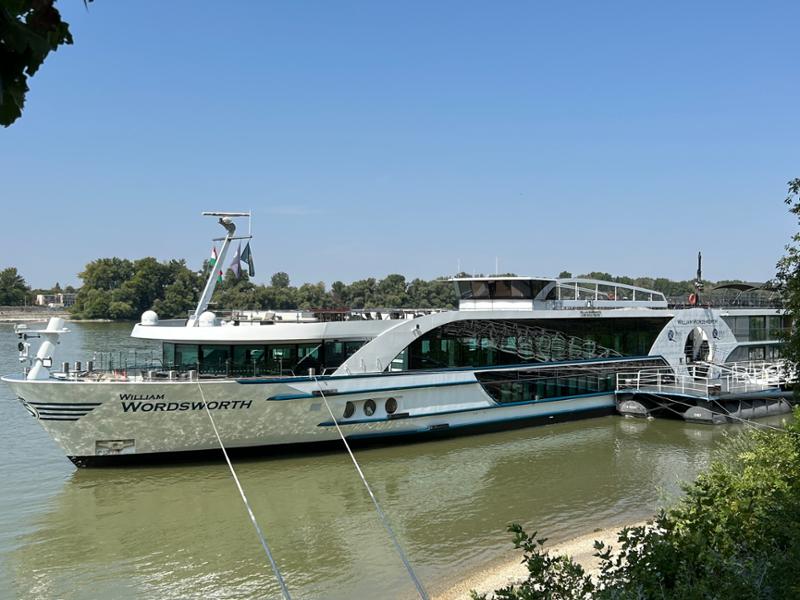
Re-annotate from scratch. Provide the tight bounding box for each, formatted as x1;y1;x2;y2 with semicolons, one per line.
268;379;477;401
344;404;611;440
317;391;613;426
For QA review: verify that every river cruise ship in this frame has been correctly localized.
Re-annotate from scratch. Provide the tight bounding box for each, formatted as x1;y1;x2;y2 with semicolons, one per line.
2;214;791;466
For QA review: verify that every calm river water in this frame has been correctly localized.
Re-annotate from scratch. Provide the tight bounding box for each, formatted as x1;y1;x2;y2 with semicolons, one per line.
0;322;786;599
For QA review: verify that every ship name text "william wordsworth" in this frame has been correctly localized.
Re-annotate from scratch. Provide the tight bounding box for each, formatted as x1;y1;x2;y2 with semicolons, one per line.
120;395;253;412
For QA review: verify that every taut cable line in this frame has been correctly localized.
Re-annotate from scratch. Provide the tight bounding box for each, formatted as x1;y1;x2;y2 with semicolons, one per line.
312;376;430;600
196;382;292;600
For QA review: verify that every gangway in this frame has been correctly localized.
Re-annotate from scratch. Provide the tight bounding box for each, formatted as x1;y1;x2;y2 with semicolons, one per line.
615;360;795;424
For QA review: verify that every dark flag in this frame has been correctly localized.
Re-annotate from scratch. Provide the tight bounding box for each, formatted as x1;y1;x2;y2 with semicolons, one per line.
241;242;255;277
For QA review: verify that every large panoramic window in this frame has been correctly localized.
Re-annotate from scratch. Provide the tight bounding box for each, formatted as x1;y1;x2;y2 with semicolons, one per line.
475;357;668;404
174;344;199;369
162;340;367;376
232;345;266;376
388;317;670;372
201;345;230;374
456;279;550;301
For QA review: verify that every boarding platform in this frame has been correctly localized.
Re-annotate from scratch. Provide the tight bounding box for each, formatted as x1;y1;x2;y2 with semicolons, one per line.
615;361;795;424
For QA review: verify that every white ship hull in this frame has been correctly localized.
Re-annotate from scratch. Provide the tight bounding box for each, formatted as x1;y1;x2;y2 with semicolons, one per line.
2;369;616;466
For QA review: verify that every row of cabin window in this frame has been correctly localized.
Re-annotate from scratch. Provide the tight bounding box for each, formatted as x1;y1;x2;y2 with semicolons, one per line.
162;340;366;376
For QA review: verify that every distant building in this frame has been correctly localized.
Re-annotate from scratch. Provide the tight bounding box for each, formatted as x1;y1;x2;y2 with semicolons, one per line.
35;293;77;308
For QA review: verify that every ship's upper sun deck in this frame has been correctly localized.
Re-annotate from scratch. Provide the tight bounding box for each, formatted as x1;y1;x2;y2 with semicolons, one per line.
450;276;669;311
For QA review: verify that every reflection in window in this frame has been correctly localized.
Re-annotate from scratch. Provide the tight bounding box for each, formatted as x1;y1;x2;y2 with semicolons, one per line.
162;339;367;377
391;317;670;371
175;344;198;369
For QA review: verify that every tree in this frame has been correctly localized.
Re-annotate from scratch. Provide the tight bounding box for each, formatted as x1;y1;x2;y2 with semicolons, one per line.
377;274;407;307
347;277;377;308
0;267;30;305
77;287;110;319
776;178;800;369
271;272;290;288
0;0;83;127
153;267;201;318
72;256;200;320
296;282;330;309
330;280;347;306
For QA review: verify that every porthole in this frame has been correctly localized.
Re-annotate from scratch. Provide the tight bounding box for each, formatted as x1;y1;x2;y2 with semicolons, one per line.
343;401;355;419
363;399;376;416
385;397;397;414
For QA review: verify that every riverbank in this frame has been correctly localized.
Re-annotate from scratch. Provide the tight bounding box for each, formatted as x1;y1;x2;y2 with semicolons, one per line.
0;309;111;323
434;519;649;600
0;307;70;323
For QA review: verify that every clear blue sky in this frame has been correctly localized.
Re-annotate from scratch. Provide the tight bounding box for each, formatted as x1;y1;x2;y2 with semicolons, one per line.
1;1;798;289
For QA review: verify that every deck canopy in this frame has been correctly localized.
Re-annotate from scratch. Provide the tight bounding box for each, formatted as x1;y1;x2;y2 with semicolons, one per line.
711;282;777;293
541;278;667;306
700;282;782;309
451;276;668;310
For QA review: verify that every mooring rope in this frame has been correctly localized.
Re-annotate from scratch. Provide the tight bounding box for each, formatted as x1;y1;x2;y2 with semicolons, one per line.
312;376;430;600
196;382;292;600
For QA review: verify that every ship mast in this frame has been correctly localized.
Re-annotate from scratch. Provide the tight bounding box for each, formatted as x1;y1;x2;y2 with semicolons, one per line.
694;251;704;304
189;211;251;326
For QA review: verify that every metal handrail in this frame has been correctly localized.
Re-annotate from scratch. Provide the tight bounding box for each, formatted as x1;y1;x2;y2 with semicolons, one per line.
616;362;792;399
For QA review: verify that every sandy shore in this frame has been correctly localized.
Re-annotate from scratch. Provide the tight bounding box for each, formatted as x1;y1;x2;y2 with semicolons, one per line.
433;519;649;600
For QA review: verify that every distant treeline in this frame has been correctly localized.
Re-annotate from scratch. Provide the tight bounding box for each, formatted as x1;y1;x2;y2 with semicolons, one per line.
0;267;76;307
0;261;753;320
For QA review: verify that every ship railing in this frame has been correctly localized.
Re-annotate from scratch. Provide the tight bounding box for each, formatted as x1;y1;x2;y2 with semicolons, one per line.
50;351;314;382
702;359;795;387
185;307;447;324
666;296;783;309
616;366;789;400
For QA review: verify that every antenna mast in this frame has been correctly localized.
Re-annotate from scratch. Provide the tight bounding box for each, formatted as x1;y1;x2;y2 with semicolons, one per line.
189;212;252;326
694;251;704;303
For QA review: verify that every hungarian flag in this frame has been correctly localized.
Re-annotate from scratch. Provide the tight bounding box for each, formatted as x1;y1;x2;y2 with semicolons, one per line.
210;246;223;283
241;242;255;277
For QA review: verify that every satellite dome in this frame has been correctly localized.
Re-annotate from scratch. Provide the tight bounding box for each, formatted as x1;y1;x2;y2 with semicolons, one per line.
141;310;159;326
199;311;217;327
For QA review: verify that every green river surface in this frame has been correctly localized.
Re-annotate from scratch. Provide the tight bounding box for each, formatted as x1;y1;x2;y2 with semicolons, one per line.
0;322;789;599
